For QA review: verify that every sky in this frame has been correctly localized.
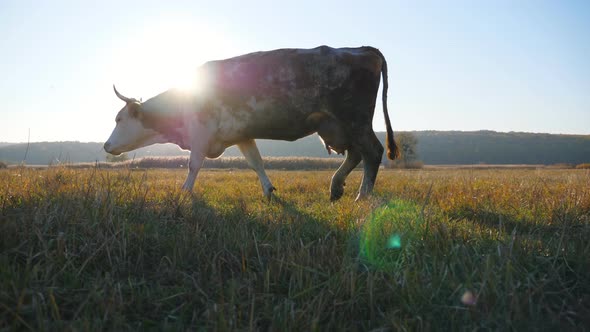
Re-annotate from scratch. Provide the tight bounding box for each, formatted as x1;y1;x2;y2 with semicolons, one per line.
1;0;589;143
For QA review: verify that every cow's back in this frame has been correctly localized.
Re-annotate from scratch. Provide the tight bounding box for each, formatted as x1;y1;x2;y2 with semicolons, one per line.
201;46;384;142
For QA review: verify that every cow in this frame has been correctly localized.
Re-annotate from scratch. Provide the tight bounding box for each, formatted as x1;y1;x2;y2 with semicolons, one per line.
104;45;399;201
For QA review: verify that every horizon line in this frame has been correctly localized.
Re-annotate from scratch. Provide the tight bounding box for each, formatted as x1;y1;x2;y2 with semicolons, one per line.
1;129;590;145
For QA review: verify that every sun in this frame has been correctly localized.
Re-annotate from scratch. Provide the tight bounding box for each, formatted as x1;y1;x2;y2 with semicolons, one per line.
110;19;234;98
170;69;205;94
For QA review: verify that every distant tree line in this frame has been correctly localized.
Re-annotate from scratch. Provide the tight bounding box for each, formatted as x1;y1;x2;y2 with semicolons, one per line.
1;131;589;166
411;131;590;165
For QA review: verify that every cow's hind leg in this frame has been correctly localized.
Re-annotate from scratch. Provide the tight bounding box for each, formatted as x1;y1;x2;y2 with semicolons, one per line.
356;131;384;201
330;147;362;201
238;139;276;200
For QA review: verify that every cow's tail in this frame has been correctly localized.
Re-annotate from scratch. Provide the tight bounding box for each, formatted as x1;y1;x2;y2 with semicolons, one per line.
375;48;400;160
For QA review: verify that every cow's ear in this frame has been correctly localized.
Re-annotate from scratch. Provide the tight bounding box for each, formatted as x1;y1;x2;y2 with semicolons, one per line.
128;102;142;119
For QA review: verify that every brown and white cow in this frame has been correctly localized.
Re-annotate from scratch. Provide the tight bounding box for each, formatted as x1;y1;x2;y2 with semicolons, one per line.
104;45;399;201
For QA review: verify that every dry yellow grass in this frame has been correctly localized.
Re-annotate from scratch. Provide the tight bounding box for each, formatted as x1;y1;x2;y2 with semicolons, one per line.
1;167;589;330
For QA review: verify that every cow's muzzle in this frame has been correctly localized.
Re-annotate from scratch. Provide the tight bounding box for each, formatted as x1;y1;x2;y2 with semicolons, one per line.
103;142;120;155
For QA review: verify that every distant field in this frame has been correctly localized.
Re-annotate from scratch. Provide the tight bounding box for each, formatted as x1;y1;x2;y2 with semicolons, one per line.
1;168;589;330
6;154;586;171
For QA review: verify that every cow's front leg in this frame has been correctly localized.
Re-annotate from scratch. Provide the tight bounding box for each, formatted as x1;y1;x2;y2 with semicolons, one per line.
182;150;205;191
237;139;276;200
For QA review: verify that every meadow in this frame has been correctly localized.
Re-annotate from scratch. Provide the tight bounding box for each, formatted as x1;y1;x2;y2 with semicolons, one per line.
1;167;589;330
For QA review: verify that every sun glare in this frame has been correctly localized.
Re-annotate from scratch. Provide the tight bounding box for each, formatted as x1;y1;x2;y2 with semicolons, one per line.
173;74;199;93
110;19;233;99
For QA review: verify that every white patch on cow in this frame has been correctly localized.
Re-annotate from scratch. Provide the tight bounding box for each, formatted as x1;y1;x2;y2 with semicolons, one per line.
104;108;166;155
246;96;274;113
212;99;251;141
246;96;257;110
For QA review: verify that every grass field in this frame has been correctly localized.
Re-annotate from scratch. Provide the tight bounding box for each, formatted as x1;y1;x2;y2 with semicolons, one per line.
1;167;589;330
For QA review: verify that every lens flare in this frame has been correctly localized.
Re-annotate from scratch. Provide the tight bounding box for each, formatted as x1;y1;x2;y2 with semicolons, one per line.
387;234;402;249
359;199;423;270
461;290;477;306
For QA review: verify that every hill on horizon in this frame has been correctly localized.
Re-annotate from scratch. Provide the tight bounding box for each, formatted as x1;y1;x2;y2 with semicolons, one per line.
1;130;589;166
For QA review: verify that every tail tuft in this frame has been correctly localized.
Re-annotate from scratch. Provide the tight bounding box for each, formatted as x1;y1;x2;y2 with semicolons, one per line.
387;135;401;160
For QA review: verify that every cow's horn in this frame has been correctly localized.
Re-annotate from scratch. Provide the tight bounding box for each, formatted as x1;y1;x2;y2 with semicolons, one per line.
113;85;132;103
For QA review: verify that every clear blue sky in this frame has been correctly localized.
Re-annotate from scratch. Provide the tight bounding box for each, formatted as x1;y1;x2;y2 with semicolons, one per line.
1;0;589;143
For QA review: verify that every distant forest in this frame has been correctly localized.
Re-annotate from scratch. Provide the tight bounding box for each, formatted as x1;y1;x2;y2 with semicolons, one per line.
412;131;590;165
0;131;589;165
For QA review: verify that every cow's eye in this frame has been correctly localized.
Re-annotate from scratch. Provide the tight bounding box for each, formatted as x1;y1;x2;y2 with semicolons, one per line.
115;118;121;123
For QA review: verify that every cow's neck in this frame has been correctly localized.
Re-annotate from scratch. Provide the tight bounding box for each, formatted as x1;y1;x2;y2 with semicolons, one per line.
141;89;197;150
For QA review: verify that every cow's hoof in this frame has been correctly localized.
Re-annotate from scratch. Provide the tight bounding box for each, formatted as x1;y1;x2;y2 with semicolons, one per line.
264;186;277;202
330;181;346;201
330;187;344;201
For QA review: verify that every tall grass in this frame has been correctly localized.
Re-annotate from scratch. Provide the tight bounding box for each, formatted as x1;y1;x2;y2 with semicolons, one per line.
1;167;589;330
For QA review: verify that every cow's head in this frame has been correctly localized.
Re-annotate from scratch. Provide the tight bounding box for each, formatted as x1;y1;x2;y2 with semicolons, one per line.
104;86;166;155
